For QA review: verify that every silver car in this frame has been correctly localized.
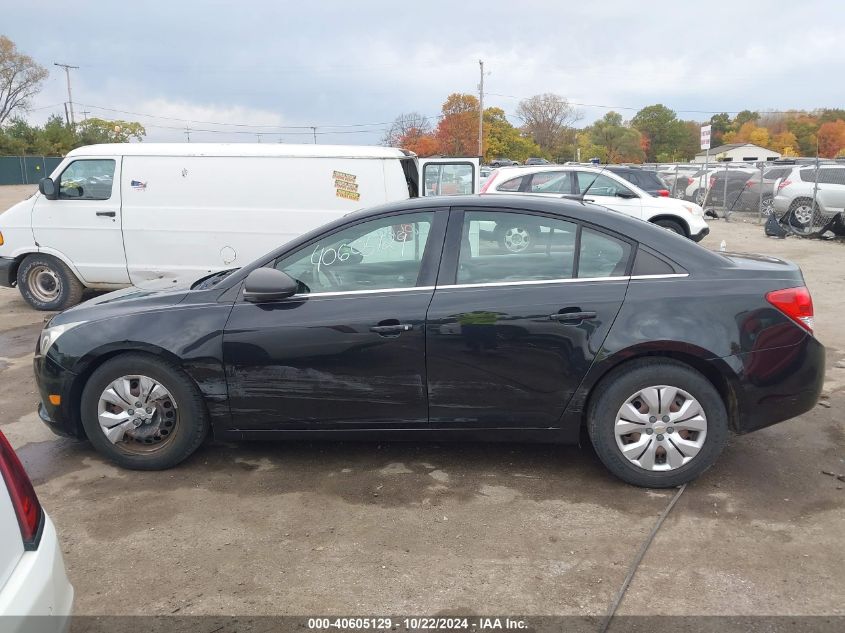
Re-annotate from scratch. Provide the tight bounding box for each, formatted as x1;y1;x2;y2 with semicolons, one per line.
773;164;845;232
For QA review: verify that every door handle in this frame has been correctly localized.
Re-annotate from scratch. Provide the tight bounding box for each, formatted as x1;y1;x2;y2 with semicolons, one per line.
96;211;116;217
582;198;595;203
370;323;412;335
549;311;597;322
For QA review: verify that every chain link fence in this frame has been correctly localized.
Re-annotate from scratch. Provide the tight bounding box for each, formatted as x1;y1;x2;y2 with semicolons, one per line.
647;159;845;237
0;155;63;186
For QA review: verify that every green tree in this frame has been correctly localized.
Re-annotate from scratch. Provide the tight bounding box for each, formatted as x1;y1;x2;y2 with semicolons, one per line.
483;107;542;163
732;110;759;130
786;115;819;156
709;112;731;146
0;36;49;125
76;118;146;144
586;111;644;163
630;104;685;162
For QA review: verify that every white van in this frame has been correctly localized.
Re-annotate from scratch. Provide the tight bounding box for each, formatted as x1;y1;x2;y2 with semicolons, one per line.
0;144;478;310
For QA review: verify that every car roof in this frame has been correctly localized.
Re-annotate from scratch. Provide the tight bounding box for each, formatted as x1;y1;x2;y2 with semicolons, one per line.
66;143;411;160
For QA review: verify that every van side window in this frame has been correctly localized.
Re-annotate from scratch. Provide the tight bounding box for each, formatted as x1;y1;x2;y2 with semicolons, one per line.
58;160;116;200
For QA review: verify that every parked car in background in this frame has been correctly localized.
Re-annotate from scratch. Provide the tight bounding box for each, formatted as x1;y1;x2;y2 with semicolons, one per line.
773;164;845;233
682;164;756;205
702;168;757;210
0;430;73;630
479;166;493;186
0;144;479;311
605;165;670;197
490;158;520;167
524;157;551;166
32;195;822;488
481;165;709;241
657;165;700;198
731;165;794;214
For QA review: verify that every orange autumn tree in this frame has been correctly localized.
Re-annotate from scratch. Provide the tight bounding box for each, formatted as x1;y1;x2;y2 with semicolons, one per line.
818;120;845;158
435;93;479;156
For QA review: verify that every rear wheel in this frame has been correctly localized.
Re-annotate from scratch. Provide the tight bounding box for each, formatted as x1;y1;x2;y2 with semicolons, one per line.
587;359;729;487
693;188;707;206
16;254;84;311
495;224;536;253
653;219;686;236
80;353;208;470
786;198;823;235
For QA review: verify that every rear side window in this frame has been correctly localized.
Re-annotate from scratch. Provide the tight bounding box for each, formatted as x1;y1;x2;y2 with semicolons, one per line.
455;211;632;285
632;248;675;276
636;172;667;190
58;159;115;200
819;169;845;185
495;175;525;192
799;169;817;183
529;171;572;193
576;172;634;197
578;228;632;278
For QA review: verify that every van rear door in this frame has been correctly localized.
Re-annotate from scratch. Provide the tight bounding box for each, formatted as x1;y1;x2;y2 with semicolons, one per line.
418;158;480;196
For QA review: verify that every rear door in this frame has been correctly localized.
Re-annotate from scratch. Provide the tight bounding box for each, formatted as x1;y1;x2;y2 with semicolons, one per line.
425;207;632;429
31;157;129;284
818;168;845;213
419;158;479;196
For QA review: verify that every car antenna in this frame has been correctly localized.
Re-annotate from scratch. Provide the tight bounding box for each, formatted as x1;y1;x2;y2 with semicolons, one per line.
571;161;609;203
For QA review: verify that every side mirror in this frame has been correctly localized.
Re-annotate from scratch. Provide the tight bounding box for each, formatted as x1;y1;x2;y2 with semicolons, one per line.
243;268;298;303
616;191;638;199
39;178;57;200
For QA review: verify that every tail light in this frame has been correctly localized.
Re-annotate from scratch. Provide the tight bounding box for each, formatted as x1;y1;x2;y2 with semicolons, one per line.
657;189;669;197
479;170;498;194
709;177;715;189
777;179;792;191
687;177;694;186
0;430;43;548
766;286;814;333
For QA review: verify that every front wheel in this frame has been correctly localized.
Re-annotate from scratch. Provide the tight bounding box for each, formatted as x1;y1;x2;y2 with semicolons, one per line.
653;219;686;236
587;359;729;487
16;254;84;311
80;353;209;470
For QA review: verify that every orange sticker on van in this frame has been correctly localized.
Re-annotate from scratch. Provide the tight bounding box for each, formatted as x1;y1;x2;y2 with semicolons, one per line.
333;171;360;201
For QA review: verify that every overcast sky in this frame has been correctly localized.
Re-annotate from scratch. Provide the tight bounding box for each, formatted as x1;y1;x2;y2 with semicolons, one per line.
7;0;845;145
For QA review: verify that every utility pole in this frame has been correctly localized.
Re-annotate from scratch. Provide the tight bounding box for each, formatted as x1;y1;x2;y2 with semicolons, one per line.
185;125;191;142
477;59;484;159
54;63;79;126
311;127;317;144
80;110;90;122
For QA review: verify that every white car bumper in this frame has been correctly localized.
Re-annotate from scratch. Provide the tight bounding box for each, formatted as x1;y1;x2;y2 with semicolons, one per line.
0;513;73;632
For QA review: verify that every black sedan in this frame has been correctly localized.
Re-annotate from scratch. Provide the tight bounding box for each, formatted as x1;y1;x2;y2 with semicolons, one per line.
33;195;824;487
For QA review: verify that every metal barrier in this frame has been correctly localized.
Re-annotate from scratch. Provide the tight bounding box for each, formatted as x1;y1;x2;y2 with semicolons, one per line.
0;156;63;186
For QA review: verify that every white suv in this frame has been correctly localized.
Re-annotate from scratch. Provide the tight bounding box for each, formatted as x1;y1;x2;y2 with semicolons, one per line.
481;165;709;242
0;430;73;631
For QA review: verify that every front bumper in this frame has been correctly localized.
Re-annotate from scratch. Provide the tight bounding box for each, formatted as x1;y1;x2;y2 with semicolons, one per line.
0;513;74;627
0;257;17;288
33;355;81;439
690;226;710;242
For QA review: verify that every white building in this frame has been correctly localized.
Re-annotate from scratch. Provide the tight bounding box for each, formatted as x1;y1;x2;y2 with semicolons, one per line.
693;143;781;163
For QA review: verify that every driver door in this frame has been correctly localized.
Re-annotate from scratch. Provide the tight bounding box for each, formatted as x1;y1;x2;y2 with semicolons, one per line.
222;209;448;431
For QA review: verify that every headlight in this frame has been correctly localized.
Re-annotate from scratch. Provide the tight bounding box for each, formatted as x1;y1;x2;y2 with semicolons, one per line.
38;321;85;356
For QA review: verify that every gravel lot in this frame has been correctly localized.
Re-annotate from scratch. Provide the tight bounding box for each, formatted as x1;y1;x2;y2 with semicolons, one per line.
1;184;843;617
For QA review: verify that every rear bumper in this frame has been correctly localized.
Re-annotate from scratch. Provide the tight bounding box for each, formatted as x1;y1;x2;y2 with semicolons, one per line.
0;513;73;627
0;257;17;288
728;334;825;434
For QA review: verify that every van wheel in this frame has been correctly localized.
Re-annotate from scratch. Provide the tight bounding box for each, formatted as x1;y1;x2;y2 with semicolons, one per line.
80;353;209;470
17;254;84;311
587;359;729;488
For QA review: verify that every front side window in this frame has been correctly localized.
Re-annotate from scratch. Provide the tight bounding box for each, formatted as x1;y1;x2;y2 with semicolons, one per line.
576;172;635;197
529;171;572;193
58;159;115;200
424;163;474;196
457;211;577;285
274;212;434;294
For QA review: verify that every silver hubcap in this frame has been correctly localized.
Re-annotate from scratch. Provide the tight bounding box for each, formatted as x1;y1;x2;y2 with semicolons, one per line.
793;204;814;225
695;190;706;205
615;385;707;471
26;266;61;303
503;227;531;252
97;375;178;452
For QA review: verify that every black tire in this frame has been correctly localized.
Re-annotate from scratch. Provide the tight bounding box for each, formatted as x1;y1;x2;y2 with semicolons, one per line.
17;254;84;311
80;353;209;470
653;219;686;236
785;198;822;235
587;359;729;488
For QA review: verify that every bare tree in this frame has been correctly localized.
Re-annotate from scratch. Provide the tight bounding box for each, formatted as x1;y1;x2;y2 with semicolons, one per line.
0;36;48;126
381;112;433;147
516;93;581;152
